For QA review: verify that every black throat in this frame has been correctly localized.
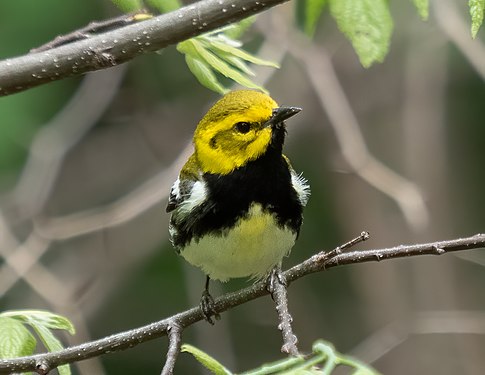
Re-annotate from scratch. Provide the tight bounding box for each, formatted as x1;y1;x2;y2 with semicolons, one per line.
172;126;303;248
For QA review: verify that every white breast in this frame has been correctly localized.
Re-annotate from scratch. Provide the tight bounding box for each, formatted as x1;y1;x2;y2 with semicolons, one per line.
180;204;296;282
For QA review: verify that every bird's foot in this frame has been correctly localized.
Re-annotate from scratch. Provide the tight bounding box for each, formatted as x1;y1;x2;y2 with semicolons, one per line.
266;266;286;297
200;290;220;325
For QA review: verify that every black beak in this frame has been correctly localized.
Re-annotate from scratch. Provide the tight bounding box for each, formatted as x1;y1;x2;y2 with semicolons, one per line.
265;106;302;127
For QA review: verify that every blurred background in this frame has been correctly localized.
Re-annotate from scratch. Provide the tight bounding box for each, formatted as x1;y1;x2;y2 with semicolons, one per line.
1;0;485;374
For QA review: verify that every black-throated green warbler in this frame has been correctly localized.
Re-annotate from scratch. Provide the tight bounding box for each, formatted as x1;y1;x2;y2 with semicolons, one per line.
166;90;310;320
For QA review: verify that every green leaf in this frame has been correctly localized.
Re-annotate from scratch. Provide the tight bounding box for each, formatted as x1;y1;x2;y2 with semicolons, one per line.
2;310;76;335
0;316;36;359
191;40;268;92
1;311;75;375
146;0;182;13
218;54;256;77
185;54;229;94
28;321;71;375
305;0;327;37
203;39;280;68
182;344;232;375
110;0;143;12
469;0;485;38
329;0;393;67
178;29;278;92
179;39;265;92
411;0;429;21
178;40;228;93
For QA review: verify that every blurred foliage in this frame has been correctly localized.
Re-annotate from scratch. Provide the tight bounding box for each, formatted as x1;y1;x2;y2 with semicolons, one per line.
304;0;327;37
469;0;485;38
328;0;393;67
412;0;429;21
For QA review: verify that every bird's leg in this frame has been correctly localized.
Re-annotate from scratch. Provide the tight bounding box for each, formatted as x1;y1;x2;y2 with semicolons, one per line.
200;276;220;325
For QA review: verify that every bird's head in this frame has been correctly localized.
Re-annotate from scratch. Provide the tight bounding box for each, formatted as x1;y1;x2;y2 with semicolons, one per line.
194;90;301;175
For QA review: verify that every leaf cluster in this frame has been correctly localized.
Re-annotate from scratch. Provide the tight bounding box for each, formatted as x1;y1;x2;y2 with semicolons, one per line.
0;310;75;375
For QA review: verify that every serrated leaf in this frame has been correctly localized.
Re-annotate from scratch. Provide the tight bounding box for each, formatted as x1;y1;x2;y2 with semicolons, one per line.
411;0;429;21
29;321;71;375
110;0;143;12
469;0;485;38
203;39;279;68
305;0;327;37
329;0;393;67
0;316;36;359
182;344;232;375
146;0;182;13
2;310;75;335
185;55;229;94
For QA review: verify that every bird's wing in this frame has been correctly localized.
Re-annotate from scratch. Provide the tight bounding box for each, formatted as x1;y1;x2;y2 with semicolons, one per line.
283;154;311;207
166;154;202;213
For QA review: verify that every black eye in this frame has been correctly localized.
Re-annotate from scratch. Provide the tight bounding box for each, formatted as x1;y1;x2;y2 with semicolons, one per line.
234;122;251;133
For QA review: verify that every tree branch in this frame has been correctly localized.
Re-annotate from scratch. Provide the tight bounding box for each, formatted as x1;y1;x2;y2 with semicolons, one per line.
269;267;299;356
0;233;483;374
0;0;289;96
160;320;183;375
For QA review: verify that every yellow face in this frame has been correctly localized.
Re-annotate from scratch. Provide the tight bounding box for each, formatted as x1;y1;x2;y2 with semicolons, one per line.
194;91;279;175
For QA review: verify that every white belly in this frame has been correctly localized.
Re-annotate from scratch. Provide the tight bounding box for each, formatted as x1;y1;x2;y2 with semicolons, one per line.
180;204;296;282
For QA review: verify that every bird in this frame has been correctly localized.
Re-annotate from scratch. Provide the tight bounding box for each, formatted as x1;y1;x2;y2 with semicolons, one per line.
166;90;310;322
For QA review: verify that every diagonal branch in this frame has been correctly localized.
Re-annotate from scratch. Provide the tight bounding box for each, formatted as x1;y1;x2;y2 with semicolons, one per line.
0;233;483;374
0;0;290;96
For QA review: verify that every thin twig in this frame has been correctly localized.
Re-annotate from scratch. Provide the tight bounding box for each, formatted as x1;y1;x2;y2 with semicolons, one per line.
160;321;183;375
270;266;299;355
0;0;291;96
30;12;152;53
319;231;370;264
0;233;483;374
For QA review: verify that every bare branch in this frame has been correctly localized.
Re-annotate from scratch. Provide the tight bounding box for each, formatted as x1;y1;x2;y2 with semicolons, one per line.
269;267;299;355
0;233;483;374
0;0;290;96
160;321;183;375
